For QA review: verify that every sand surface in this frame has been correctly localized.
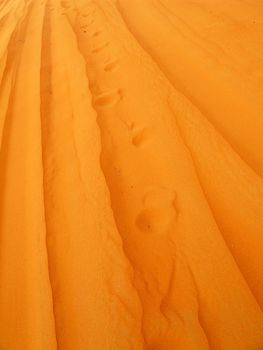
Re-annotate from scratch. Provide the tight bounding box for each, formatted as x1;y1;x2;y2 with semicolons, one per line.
0;0;263;349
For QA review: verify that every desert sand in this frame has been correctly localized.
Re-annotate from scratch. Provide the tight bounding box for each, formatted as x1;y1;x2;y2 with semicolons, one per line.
0;0;263;349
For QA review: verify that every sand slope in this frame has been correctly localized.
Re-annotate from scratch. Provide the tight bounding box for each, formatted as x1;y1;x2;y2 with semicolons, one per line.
0;0;263;349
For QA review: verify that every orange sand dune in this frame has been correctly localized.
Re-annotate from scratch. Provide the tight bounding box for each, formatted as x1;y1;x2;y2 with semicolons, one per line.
0;0;263;349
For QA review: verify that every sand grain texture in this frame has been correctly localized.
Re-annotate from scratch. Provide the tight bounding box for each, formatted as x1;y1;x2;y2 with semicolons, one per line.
0;0;263;349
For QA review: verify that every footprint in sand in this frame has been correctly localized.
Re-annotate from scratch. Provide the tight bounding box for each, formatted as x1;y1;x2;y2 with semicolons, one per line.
136;188;178;235
104;59;119;72
131;128;151;147
92;42;109;53
93;89;122;107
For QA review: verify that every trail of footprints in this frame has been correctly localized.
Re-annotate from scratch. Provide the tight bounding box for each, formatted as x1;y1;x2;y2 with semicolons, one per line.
77;7;150;149
57;11;181;327
66;1;180;240
0;1;262;347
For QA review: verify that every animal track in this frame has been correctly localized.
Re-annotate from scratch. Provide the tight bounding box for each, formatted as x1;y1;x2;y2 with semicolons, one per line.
132;128;149;147
92;31;101;37
104;60;119;72
136;188;178;235
93;89;122;107
92;42;109;53
128;122;135;130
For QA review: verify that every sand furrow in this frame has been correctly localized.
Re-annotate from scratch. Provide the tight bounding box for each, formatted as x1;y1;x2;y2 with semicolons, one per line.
114;0;263;311
0;0;262;348
168;90;263;309
71;1;263;348
0;0;30;151
158;0;263;88
0;0;30;60
73;2;208;348
40;1;59;347
40;2;144;349
117;0;263;177
0;48;14;151
0;1;57;349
